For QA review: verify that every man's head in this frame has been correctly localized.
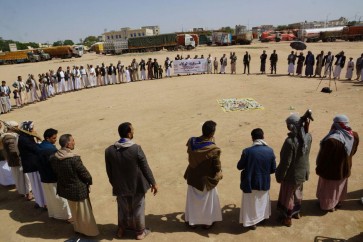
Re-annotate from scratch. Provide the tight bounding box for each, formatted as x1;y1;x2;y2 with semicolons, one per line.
118;122;134;139
202;120;216;138
44;128;58;144
59;134;75;149
251;128;264;140
286;114;300;131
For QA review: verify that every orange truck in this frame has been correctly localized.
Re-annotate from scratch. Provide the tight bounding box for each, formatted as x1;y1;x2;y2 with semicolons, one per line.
41;45;84;59
0;50;40;64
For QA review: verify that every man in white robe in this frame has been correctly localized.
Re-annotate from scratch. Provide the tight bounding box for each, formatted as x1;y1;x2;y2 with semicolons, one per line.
184;121;223;229
345;57;354;80
237;128;276;230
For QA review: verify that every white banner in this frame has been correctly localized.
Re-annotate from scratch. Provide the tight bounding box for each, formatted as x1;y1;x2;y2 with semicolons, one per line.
173;59;207;74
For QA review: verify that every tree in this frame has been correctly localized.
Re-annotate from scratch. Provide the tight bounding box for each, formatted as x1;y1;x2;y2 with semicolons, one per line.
83;35;98;47
63;39;74;45
275;25;289;31
219;26;234;34
53;40;63;46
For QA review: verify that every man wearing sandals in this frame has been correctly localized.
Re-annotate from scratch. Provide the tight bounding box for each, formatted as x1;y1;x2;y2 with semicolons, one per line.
105;122;158;240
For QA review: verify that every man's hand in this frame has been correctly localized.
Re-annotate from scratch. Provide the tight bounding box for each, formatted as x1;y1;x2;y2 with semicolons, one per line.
151;184;158;196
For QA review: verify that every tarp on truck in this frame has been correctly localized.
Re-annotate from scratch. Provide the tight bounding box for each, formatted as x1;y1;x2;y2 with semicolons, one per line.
128;34;177;49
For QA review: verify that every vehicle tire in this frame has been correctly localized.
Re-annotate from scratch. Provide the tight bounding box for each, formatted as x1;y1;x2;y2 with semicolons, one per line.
332;38;336;42
326;37;331;42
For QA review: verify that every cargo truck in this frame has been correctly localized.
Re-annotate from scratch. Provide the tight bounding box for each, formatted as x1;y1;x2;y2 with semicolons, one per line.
127;33;195;52
90;42;104;54
212;32;232;45
342;25;363;41
232;32;253;45
298;26;344;42
41;45;83;59
0;50;40;64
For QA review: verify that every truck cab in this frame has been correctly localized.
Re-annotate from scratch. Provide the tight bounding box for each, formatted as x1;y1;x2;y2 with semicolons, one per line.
184;34;196;49
72;45;84;57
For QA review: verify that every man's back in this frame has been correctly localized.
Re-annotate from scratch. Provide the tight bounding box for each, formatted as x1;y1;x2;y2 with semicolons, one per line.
105;143;155;196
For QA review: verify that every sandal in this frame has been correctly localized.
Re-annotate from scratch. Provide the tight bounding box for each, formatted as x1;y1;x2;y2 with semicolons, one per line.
136;229;151;240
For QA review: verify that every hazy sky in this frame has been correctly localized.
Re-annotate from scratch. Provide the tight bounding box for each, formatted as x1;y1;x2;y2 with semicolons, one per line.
1;0;362;43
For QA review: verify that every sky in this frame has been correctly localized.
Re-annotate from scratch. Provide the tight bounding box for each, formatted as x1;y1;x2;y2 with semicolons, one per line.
1;0;362;43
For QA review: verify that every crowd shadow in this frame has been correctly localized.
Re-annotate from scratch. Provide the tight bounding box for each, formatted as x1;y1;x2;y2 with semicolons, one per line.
314;235;346;242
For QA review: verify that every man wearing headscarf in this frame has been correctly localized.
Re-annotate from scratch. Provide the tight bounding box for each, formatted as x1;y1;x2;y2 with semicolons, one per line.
276;113;312;227
316;115;359;211
0;121;32;200
17;121;46;208
184;120;223;229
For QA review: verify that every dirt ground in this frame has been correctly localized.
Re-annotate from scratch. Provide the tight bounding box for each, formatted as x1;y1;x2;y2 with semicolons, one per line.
0;41;362;242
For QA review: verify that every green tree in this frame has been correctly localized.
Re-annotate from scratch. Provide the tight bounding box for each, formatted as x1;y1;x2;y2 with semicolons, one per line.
276;25;289;31
63;39;74;45
83;36;98;47
53;40;63;46
219;26;234;34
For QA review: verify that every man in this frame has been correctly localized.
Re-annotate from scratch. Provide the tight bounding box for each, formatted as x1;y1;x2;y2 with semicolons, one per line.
355;53;363;80
146;58;153;80
333;51;346;80
14;76;26;106
105;122;158;240
184;121;223;229
51;134;99;236
276;113;312;227
116;61;123;84
345;57;354;80
322;51;334;79
1;121;32;200
270;50;278;74
296;52;305;76
57;67;66;93
237;128;276;230
260;50;267;74
153;59;159;79
316;115;359;212
219;54;227;74
139;59;146;80
304;51;315;78
18;121;46;208
243;51;251;75
314;51;324;78
100;63;107;85
38;128;72;221
131;59;139;81
74;66;81;90
230;52;237;74
108;63;117;85
79;66;88;88
0;81;12;111
207;54;213;74
287;51;297;76
88;64;96;87
164;57;172;78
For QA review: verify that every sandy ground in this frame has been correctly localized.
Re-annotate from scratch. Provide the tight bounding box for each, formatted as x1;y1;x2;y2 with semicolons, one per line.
0;41;363;242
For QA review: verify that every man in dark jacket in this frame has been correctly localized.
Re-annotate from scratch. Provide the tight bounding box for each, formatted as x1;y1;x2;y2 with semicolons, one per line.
38;128;71;221
105;122;158;240
51;134;99;236
270;50;278;74
276;113;312;227
316;115;359;212
333;51;346;80
184;120;223;229
237;128;276;230
18;121;46;208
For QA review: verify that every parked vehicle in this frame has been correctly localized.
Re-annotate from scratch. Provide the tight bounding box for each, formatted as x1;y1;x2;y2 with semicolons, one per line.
127;33;195;52
212;32;232;46
260;31;295;42
320;30;343;42
41;45;83;59
232;31;253;45
342;25;363;41
104;40;128;54
89;42;104;54
298;26;344;42
0;50;40;64
34;49;51;60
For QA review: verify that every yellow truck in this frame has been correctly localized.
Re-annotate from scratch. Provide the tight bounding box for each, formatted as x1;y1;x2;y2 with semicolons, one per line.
0;50;40;64
41;45;84;59
90;42;104;54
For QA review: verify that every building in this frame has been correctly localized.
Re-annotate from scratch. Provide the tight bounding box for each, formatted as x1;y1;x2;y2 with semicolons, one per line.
103;27;155;41
141;25;160;35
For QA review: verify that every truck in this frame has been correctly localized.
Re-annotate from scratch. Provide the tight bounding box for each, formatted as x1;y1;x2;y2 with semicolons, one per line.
90;42;104;54
232;31;253;45
33;49;51;61
341;25;363;41
190;34;200;46
298;26;344;42
0;50;40;64
212;32;232;46
320;30;343;42
260;31;295;42
41;45;84;59
127;33;195;52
